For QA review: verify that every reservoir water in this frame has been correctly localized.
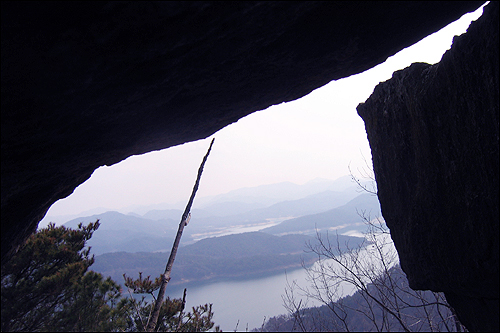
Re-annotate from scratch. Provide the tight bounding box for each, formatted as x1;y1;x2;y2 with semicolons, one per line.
162;233;396;331
166;264;319;331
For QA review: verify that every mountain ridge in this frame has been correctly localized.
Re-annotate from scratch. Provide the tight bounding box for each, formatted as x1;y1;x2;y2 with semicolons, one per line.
40;175;362;226
261;193;381;236
90;231;367;287
56;191;379;255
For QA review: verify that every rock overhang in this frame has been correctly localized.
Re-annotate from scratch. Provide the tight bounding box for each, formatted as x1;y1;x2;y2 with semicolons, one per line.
1;1;493;328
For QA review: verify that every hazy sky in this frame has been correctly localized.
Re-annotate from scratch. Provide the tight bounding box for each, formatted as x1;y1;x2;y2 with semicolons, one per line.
41;5;484;222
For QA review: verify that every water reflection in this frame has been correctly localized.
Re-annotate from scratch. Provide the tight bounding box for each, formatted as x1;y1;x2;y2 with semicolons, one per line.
191;217;292;241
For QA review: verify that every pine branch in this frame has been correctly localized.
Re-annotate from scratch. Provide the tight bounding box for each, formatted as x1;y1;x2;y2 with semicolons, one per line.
146;138;215;332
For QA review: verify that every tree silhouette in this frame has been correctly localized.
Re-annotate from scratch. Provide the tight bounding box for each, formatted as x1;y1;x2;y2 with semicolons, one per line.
123;272;219;332
1;221;219;332
0;220;122;331
268;165;467;332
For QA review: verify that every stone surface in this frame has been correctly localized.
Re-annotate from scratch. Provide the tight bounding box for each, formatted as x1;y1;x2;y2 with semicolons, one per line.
357;2;498;331
2;1;482;266
1;1;491;329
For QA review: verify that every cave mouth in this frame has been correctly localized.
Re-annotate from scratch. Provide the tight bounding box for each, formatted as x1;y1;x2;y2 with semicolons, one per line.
31;4;494;327
38;5;484;228
3;2;496;332
3;2;488;270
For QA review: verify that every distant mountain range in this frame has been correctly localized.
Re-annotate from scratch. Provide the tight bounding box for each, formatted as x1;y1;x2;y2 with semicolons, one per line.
261;193;381;236
145;186;364;229
41;176;379;256
63;211;179;254
60;192;378;255
51;176;383;290
40;175;368;225
193;175;358;208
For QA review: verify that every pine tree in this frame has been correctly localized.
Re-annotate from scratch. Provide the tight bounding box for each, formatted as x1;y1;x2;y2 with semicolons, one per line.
1;220;219;332
123;272;219;332
1;221;104;331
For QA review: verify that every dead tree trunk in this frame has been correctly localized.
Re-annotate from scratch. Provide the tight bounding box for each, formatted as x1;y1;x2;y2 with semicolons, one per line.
146;138;215;332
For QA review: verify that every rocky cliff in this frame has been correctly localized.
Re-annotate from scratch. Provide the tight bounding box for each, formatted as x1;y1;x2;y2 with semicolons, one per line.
357;2;498;331
2;1;495;330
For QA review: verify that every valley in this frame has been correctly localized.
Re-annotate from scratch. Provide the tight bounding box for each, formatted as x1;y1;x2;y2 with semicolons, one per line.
43;176;382;330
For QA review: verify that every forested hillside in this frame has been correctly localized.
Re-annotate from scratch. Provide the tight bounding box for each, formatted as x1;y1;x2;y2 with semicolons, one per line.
91;232;366;287
259;265;462;332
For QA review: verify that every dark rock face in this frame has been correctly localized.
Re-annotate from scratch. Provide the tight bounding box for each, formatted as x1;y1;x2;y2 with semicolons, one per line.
2;1;483;267
2;2;494;329
358;2;498;331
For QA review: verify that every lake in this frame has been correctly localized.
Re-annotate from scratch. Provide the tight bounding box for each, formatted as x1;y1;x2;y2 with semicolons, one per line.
163;232;396;331
190;217;290;242
166;264;321;331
